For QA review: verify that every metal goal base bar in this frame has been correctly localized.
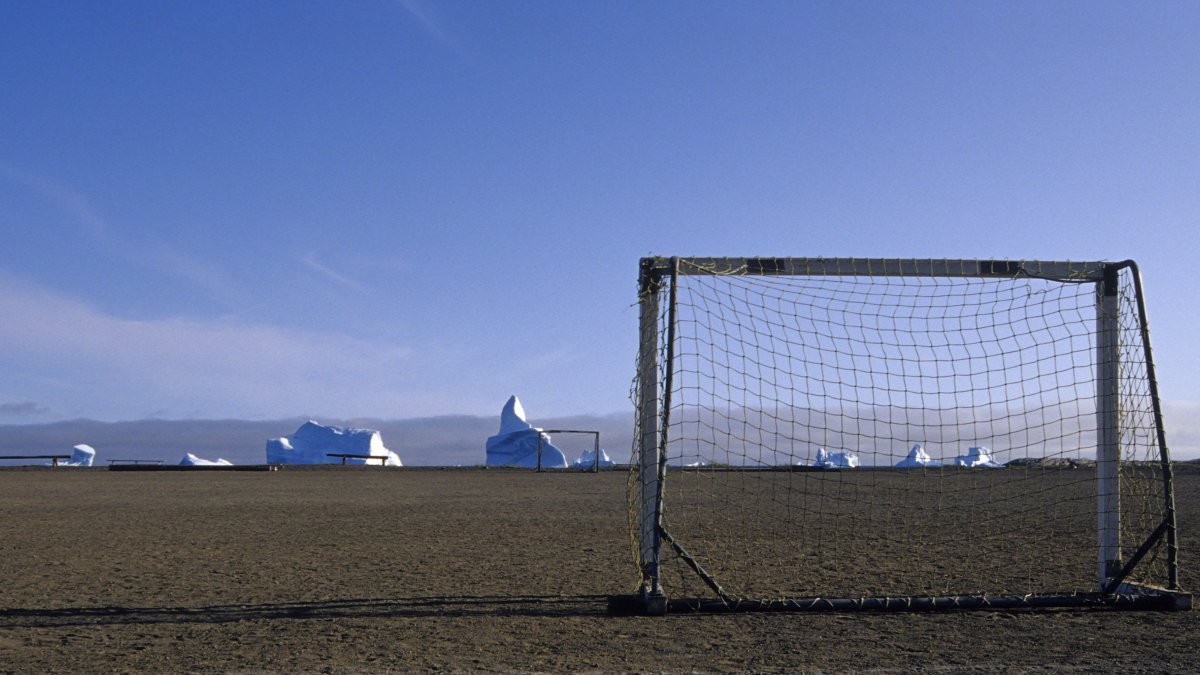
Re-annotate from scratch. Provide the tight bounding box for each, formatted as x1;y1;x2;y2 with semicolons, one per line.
653;588;1192;614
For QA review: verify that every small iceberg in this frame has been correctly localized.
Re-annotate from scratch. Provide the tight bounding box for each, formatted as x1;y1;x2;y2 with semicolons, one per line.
953;446;1002;468
895;443;939;468
53;444;95;467
814;447;859;468
572;447;615;469
180;453;233;466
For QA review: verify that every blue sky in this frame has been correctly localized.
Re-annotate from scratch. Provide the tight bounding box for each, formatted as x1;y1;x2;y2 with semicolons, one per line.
0;0;1197;424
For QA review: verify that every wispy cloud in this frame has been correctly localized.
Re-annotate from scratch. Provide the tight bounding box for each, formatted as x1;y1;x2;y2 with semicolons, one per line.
0;401;49;418
517;343;579;371
0;162;255;312
1164;402;1200;460
0;162;109;239
0;275;417;420
395;0;457;48
147;242;251;309
301;252;368;292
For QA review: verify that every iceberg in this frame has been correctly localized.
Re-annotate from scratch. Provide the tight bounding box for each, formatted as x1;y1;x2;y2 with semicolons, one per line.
572;447;615;469
55;444;95;467
485;396;567;468
895;443;939;468
954;446;1002;468
266;420;403;466
180;453;233;466
814;447;859;468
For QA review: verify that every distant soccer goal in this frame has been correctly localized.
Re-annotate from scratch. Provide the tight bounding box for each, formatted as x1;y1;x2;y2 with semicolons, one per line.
629;257;1189;613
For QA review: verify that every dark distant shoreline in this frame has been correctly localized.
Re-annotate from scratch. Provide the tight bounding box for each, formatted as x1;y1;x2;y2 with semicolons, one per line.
3;405;1196;467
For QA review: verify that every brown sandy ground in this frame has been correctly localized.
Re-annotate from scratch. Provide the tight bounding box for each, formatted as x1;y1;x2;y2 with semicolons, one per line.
0;466;1197;673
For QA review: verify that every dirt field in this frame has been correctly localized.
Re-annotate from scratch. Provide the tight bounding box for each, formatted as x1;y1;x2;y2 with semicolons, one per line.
0;466;1197;673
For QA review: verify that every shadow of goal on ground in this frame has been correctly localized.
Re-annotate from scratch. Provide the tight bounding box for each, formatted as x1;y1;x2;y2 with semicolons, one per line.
0;594;619;628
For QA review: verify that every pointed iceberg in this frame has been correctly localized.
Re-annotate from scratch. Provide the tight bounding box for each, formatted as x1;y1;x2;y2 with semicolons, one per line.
485;395;567;468
896;443;939;468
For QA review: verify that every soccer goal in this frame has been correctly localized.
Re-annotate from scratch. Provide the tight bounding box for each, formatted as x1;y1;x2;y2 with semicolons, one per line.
630;257;1189;613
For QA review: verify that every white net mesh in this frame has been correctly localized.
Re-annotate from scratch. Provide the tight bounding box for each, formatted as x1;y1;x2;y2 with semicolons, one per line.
631;258;1174;603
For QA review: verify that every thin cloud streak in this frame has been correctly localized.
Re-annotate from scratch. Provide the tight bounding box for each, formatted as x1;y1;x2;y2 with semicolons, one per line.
0;275;417;420
394;0;457;48
300;252;368;292
146;242;250;309
0;162;110;239
516;344;579;371
0;163;252;312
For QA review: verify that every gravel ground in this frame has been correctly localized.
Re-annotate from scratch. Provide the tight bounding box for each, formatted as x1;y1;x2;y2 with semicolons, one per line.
0;466;1196;673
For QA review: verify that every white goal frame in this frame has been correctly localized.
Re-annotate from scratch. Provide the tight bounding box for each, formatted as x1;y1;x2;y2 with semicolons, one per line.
633;257;1187;614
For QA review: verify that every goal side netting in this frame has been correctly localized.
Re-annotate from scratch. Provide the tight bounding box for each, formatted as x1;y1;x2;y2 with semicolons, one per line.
628;257;1186;613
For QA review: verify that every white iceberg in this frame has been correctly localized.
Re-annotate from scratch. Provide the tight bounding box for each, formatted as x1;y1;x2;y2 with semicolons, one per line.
814;447;859;468
180;453;233;466
54;444;95;467
266;420;403;466
572;447;615;469
895;443;939;468
954;446;1002;468
485;396;567;469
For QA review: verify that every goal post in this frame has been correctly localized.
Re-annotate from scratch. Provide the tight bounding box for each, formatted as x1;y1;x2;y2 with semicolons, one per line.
630;257;1188;613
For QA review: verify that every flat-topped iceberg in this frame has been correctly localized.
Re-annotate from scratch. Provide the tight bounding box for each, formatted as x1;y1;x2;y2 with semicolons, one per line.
54;444;95;467
266;420;403;466
954;446;1001;468
572;447;615;469
485;396;566;468
896;443;938;468
181;453;233;466
814;447;859;468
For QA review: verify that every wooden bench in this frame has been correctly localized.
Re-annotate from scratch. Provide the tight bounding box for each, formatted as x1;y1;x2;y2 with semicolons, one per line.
108;459;165;466
0;454;72;467
326;453;390;465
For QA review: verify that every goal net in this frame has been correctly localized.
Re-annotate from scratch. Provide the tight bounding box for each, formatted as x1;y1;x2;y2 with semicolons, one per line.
630;257;1186;612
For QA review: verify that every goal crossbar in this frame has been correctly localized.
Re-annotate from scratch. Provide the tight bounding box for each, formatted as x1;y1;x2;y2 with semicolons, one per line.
642;256;1110;281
